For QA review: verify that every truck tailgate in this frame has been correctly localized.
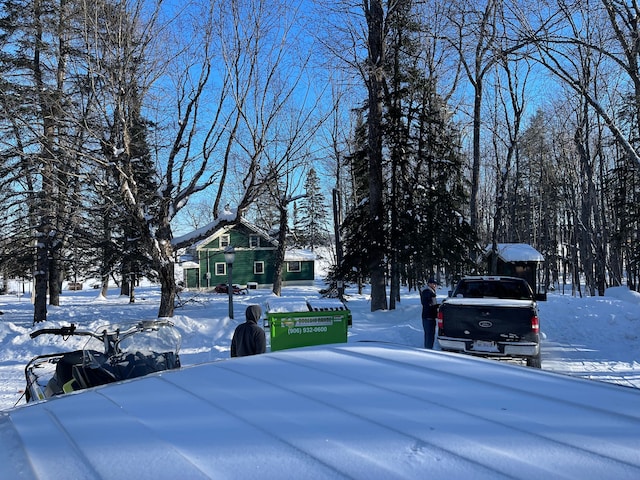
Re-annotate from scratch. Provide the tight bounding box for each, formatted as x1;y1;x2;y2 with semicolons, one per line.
439;299;536;342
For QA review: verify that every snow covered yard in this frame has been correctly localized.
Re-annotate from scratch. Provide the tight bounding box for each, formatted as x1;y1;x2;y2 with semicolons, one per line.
1;281;639;410
0;282;639;479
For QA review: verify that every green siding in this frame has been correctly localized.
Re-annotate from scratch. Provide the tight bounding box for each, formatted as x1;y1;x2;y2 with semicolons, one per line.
283;261;314;283
198;225;277;250
186;223;313;289
184;268;200;289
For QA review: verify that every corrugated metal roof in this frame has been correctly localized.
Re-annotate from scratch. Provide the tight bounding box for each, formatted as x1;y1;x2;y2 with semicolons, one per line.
1;343;639;479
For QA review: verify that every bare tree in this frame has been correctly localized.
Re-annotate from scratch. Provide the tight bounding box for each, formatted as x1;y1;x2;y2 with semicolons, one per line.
165;0;325;313
447;0;502;237
520;0;640;167
259;104;328;297
76;0;324;317
488;55;530;273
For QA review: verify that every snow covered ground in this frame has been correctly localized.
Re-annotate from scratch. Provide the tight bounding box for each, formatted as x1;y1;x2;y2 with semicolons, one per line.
1;279;639;410
1;276;640;479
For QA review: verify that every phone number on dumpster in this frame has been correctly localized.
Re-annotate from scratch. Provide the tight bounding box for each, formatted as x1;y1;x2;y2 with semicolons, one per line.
287;326;328;335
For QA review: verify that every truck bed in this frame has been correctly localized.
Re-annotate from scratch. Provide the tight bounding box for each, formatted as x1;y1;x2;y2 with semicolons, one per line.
437;276;541;366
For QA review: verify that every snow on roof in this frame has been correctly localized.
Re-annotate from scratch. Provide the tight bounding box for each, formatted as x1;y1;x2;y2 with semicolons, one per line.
284;248;317;262
179;261;200;269
2;342;639;479
171;208;237;247
485;243;545;262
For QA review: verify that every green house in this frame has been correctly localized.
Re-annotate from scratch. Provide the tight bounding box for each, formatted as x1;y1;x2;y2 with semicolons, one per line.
180;219;316;290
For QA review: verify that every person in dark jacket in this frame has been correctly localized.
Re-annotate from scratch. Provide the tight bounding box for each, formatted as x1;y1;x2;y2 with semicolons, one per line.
230;305;267;357
420;278;439;349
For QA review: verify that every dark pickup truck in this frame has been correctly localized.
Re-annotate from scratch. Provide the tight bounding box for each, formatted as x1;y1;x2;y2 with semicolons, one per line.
436;276;542;368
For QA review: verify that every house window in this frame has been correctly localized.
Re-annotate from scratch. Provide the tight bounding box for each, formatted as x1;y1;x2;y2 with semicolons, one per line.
287;261;301;273
254;261;265;275
215;262;226;276
249;235;260;248
220;234;230;248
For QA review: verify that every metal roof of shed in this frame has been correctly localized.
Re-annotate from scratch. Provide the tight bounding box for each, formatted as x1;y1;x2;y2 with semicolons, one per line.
485;243;545;262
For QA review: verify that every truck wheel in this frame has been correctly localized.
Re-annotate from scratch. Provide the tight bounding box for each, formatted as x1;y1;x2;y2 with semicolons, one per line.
526;354;542;369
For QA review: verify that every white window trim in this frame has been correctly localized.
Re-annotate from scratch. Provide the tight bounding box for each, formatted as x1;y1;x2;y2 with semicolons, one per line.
254;261;265;275
287;261;301;273
249;235;260;248
215;262;227;276
220;234;230;247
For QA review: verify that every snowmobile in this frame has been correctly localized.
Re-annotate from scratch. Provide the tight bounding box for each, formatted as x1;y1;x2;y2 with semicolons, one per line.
24;319;181;403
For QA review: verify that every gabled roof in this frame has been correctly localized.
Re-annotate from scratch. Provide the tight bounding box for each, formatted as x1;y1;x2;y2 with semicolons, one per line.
171;208;238;247
176;218;316;261
485;243;544;262
191;217;278;250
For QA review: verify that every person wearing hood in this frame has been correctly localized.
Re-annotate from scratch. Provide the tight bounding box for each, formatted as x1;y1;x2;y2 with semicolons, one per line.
420;278;439;349
231;305;267;357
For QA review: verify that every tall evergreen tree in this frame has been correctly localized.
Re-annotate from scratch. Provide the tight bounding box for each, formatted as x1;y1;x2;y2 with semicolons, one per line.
407;78;474;284
298;167;330;250
363;0;389;311
341;0;475;302
0;0;89;321
337;113;370;292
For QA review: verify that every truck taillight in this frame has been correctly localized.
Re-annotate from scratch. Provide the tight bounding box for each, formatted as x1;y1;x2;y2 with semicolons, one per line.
437;311;444;329
531;315;539;332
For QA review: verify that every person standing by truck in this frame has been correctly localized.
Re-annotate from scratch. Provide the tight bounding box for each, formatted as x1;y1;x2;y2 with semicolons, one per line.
420;278;439;349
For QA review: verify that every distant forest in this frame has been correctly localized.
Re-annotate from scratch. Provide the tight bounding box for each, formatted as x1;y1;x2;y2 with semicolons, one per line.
1;1;638;320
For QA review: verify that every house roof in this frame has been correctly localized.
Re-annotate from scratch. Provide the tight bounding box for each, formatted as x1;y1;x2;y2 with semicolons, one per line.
191;217;278;250
171;208;238;247
485;243;545;262
2;342;639;478
180;219;316;261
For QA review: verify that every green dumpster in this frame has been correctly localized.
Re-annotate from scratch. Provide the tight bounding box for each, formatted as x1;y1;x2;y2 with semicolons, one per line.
267;298;350;351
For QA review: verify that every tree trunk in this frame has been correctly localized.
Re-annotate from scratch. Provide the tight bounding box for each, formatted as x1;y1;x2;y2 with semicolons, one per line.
272;204;289;296
158;261;176;317
48;247;62;306
470;83;483;234
33;229;49;323
120;273;129;296
365;0;388;312
332;189;345;300
155;223;177;317
100;277;109;298
129;272;136;304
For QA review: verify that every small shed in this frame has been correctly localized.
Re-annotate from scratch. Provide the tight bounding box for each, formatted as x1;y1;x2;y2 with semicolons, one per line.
485;243;545;296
